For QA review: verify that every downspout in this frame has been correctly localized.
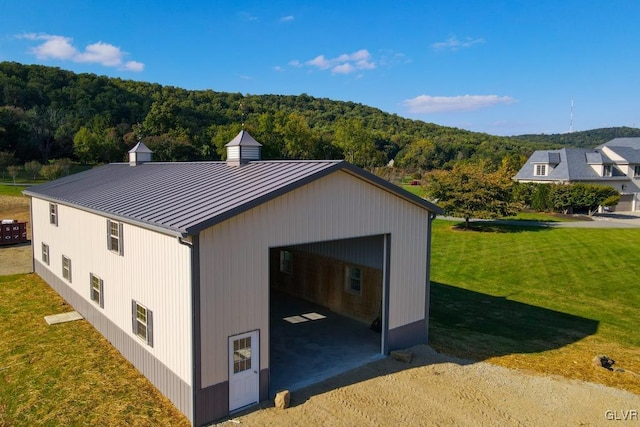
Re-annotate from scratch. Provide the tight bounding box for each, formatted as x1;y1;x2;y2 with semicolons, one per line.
28;196;35;273
424;212;436;344
178;235;201;426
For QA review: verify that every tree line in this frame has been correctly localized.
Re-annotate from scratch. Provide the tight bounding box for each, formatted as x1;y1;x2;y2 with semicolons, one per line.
1;61;559;172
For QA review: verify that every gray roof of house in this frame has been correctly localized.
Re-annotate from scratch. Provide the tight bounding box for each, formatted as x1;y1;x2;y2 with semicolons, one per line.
595;137;640;149
24;160;442;237
602;145;640;163
513;148;625;182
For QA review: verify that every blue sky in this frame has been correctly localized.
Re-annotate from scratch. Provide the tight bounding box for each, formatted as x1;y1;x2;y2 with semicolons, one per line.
1;1;639;136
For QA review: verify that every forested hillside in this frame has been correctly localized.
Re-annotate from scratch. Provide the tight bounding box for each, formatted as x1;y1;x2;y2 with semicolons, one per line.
0;61;618;173
513;127;640;148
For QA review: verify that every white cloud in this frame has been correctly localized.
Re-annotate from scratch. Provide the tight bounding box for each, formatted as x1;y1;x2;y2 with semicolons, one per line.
332;63;355;74
402;95;516;114
279;15;294;22
306;55;332;69
431;36;485;51
301;49;376;75
288;59;303;67
124;61;145;72
17;33;144;72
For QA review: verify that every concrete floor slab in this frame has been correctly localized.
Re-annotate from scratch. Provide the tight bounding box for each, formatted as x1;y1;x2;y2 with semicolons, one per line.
270;291;382;396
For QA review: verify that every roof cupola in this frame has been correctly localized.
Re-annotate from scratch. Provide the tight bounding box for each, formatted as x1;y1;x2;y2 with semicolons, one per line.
225;130;262;166
128;141;153;166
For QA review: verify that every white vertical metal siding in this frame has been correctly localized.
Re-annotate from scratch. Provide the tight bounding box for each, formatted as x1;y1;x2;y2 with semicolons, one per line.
199;170;429;387
30;197;193;385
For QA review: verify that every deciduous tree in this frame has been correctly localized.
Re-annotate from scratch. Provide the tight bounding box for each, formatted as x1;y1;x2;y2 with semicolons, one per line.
425;161;521;228
24;160;42;180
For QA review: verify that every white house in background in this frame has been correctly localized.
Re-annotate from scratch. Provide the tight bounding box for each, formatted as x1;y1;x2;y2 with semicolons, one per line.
25;131;442;426
513;137;640;211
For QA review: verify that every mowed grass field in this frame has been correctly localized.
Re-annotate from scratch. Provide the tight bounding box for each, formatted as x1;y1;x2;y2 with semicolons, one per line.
1;198;639;424
429;219;640;394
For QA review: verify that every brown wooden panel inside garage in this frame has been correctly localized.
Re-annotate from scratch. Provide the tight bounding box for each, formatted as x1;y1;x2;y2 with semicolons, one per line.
270;248;383;324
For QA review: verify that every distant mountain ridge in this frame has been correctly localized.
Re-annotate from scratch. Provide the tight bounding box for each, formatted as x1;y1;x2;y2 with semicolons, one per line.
512;127;640;148
1;61;636;170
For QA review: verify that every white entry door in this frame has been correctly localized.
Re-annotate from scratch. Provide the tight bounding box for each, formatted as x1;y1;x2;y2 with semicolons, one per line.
228;330;259;412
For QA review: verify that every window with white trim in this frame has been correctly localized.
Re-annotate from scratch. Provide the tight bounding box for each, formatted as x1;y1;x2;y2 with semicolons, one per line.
603;165;613;177
634;165;640;177
132;300;153;347
107;219;123;255
534;164;547;176
90;273;104;308
280;250;292;274
346;266;362;294
41;243;50;265
49;203;58;226
62;255;72;282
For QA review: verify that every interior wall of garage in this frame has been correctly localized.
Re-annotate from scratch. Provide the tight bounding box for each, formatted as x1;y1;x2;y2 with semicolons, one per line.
270;247;383;324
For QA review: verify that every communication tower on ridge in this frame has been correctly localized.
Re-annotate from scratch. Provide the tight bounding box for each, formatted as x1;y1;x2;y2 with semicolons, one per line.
569;99;574;133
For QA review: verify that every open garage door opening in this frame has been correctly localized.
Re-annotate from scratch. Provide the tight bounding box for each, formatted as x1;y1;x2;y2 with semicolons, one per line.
269;235;389;395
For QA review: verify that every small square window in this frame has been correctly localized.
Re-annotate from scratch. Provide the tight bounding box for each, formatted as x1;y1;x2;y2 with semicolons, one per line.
62;255;72;282
603;165;613;177
534;164;547;176
280;250;292;274
41;243;50;265
132;300;153;347
346;266;362;294
49;203;58;226
90;273;104;308
633;166;640;178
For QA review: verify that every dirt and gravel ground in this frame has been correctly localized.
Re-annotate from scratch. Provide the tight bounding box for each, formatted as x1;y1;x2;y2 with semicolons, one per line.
223;345;639;426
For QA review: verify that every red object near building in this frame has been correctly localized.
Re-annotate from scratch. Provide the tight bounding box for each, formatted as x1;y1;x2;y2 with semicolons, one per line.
1;220;28;246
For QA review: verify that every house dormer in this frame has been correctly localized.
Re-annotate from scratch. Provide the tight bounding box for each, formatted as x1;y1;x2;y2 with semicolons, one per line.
532;152;560;177
225;130;262;167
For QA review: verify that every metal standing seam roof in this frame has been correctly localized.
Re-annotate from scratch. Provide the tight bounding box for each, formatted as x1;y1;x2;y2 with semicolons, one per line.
24;160;442;237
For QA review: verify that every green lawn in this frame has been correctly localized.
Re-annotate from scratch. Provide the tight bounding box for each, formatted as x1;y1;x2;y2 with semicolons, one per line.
0;183;29;197
502;211;582;222
429;219;640;394
0;274;189;426
430;220;639;346
401;184;427;198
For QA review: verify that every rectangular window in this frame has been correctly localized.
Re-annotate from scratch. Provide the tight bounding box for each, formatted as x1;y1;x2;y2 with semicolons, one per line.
62;255;72;282
41;243;50;265
534;164;547;176
132;300;153;347
603;165;613;177
233;336;252;373
280;250;292;274
90;273;104;308
346;266;362;294
49;203;58;226
107;219;124;255
634;166;640;177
